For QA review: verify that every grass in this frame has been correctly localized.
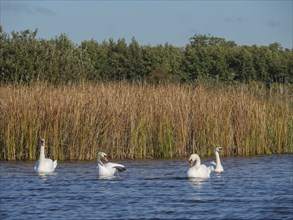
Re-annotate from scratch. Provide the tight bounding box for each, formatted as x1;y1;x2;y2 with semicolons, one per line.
0;82;292;160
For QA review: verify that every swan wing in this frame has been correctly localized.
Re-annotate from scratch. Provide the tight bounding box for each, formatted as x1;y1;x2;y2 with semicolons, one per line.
52;160;57;171
98;162;126;177
104;162;126;172
188;165;210;178
35;158;56;173
215;164;224;173
200;164;211;175
34;160;39;171
210;161;216;166
44;158;54;169
208;165;215;172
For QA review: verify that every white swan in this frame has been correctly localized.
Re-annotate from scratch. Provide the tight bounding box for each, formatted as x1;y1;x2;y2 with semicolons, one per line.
211;147;224;173
34;138;57;173
97;152;126;177
187;154;211;178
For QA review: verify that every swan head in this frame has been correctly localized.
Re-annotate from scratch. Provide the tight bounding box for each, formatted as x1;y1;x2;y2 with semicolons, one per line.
215;147;222;153
97;152;108;162
40;138;45;146
189;154;200;167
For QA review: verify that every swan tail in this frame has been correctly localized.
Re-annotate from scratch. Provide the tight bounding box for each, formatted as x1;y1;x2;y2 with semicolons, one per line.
115;166;126;172
210;161;216;166
53;160;57;171
34;161;39;171
208;165;215;173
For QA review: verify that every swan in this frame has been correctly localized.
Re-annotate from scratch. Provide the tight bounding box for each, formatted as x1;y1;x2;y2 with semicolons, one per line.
211;147;224;173
97;152;126;177
187;154;211;178
34;138;57;173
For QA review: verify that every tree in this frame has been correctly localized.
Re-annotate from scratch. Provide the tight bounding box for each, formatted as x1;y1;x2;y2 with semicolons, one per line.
1;27;292;85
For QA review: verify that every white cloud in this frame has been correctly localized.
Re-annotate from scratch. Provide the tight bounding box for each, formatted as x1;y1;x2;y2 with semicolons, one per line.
2;1;55;15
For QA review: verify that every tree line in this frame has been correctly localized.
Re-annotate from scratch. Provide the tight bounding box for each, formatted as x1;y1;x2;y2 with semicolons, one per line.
1;26;292;85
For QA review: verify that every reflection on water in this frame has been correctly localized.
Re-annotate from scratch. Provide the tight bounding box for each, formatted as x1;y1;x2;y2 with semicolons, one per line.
36;172;57;181
188;178;209;189
1;155;292;219
97;175;117;180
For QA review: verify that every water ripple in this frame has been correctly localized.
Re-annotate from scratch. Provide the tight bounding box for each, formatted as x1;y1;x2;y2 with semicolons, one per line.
1;155;292;219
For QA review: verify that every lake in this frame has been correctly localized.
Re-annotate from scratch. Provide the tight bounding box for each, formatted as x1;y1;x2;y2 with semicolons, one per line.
1;155;292;219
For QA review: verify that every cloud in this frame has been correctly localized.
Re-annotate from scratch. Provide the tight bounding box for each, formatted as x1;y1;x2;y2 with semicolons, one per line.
33;6;55;15
224;17;243;23
266;19;280;28
2;1;55;15
2;1;31;12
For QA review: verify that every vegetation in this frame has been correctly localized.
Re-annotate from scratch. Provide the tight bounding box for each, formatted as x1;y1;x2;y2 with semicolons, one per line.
1;26;292;85
0;27;292;160
0;82;292;160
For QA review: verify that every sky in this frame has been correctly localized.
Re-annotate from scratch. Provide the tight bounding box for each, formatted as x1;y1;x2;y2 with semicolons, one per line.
0;0;292;49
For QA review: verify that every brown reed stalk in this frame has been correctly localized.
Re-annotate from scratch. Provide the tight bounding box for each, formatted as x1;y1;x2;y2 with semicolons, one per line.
0;82;292;160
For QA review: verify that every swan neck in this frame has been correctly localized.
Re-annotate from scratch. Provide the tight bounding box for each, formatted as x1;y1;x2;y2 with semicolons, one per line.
97;156;104;166
215;152;221;165
195;156;201;168
40;145;45;160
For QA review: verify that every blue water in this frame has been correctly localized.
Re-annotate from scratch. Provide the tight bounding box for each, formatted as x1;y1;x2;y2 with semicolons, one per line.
1;155;292;219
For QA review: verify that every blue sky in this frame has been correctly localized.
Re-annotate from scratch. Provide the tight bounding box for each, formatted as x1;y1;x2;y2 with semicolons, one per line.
1;0;292;49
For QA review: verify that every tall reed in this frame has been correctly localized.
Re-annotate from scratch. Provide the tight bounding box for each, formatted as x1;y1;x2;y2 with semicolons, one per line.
0;82;292;160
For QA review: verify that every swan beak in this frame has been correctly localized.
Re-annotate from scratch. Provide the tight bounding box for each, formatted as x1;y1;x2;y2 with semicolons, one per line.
104;156;108;162
189;160;193;167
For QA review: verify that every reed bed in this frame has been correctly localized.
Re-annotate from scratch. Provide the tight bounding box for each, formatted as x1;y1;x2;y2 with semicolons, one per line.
0;82;292;160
